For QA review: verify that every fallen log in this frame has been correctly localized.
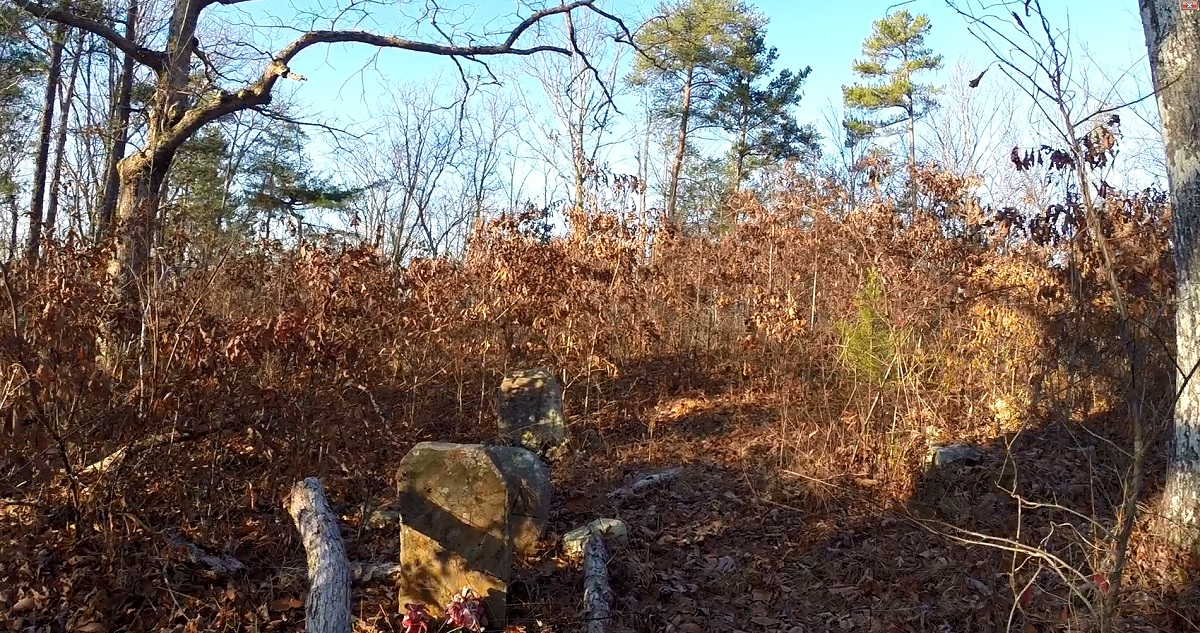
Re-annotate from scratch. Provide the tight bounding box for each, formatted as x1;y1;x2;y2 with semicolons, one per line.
80;426;221;476
286;477;352;633
582;533;613;633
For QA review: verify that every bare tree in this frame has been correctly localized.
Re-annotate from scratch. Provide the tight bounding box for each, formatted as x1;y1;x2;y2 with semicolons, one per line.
26;19;68;261
1138;0;1200;550
44;28;84;241
517;8;627;213
94;0;138;239
918;56;1060;216
341;78;512;262
453;90;513;251
818;98;871;211
10;0;629;298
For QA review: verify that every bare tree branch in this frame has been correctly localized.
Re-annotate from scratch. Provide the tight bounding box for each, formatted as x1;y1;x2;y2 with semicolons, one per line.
11;0;166;71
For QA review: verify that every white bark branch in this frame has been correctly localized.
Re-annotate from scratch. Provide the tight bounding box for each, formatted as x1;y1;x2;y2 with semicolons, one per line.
582;534;613;633
286;477;352;633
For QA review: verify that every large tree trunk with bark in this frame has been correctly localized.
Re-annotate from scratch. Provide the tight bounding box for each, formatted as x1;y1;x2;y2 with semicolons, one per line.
108;150;175;295
27;21;67;261
1139;1;1200;549
666;65;694;230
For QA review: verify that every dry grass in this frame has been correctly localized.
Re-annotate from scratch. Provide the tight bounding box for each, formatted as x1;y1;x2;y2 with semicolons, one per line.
0;169;1191;632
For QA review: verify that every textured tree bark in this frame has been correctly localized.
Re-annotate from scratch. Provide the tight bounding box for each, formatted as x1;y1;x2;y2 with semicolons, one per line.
582;534;612;633
285;477;352;633
1139;1;1200;549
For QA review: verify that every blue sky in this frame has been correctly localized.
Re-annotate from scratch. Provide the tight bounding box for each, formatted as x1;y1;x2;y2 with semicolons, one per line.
215;0;1160;201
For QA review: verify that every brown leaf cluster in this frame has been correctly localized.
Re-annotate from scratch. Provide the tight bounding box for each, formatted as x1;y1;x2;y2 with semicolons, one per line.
0;171;1185;631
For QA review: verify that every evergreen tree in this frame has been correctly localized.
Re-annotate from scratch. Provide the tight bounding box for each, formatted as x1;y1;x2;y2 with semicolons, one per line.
630;0;763;229
242;117;359;241
842;9;942;209
708;31;818;188
171;128;234;230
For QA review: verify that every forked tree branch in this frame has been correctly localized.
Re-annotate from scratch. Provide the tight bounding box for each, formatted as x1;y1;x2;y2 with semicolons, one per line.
48;0;624;162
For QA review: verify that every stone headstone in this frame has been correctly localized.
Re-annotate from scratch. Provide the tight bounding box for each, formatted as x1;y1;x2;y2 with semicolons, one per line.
497;368;567;459
396;442;552;626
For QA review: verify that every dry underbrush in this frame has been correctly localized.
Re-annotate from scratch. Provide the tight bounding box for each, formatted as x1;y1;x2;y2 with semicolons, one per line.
0;173;1187;631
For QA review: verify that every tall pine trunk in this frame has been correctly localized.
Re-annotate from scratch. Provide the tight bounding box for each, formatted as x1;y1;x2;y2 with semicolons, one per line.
907;107;916;212
27;21;67;261
1139;1;1200;548
666;65;694;230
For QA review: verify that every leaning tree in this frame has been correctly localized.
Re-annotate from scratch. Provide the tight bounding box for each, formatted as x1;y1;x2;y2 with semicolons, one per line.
10;0;628;303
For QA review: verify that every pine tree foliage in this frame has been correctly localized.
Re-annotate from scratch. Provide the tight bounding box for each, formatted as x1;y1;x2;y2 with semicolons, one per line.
842;10;943;146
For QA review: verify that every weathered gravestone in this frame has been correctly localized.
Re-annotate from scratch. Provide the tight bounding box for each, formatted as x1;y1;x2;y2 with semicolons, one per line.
397;442;552;626
497;368;567;459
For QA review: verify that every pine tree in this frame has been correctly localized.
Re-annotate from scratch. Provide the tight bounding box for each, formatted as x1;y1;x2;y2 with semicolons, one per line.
842;10;943;209
242;117;359;241
170;127;236;245
629;0;763;229
708;31;818;188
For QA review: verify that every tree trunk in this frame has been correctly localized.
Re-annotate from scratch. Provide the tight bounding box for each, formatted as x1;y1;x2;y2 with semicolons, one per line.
666;65;694;230
5;192;16;259
733;122;748;188
639;105;651;228
46;28;84;238
96;0;138;239
108;151;174;295
907;106;917;213
1139;1;1200;549
285;477;352;633
572;63;588;213
27;21;67;261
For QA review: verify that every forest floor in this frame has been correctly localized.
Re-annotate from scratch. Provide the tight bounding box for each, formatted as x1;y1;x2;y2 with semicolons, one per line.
2;363;1199;633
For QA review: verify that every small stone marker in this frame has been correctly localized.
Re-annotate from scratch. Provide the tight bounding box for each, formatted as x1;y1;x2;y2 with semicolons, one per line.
497;368;568;459
396;442;552;626
929;443;984;468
